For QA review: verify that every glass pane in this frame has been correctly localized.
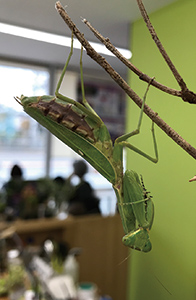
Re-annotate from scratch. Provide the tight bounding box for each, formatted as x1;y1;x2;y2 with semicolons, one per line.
0;62;49;187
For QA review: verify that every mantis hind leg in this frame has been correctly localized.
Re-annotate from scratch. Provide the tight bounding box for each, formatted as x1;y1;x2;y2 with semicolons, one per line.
79;47;100;118
55;32;102;125
122;228;152;252
115;79;158;163
55;32;74;97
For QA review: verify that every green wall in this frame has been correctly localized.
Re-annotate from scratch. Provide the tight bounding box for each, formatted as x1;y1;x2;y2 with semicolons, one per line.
126;0;196;299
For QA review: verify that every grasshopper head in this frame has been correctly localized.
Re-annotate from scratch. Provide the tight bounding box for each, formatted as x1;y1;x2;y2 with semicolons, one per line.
122;228;152;252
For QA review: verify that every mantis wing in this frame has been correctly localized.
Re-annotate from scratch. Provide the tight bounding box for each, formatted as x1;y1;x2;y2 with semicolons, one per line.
19;95;116;184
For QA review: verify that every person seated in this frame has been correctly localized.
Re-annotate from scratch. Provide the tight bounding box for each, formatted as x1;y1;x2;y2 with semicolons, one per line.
67;160;100;216
2;164;25;219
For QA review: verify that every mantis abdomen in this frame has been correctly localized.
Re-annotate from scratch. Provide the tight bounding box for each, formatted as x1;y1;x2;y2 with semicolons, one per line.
30;97;96;143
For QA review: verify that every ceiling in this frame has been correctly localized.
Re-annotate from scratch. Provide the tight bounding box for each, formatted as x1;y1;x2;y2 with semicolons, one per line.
0;0;178;79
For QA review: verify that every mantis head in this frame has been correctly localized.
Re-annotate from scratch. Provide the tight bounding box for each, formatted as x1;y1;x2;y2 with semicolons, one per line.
122;228;152;252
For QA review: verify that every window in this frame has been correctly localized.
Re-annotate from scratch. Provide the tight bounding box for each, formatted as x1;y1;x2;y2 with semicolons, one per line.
0;62;49;187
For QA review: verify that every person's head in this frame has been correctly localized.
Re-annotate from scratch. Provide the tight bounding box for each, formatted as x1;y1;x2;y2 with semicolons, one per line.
54;176;65;186
10;164;23;179
73;160;88;178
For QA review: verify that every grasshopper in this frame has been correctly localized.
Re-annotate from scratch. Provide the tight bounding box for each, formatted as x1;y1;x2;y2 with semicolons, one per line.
16;34;158;252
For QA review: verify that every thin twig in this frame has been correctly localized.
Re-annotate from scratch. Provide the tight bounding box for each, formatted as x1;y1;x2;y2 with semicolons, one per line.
136;0;196;104
55;1;196;160
82;18;181;98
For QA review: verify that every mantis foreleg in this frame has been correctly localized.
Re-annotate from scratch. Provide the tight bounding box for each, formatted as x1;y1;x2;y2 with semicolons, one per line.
120;170;154;252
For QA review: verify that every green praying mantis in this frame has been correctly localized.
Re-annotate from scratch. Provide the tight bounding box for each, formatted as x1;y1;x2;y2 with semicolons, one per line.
16;34;158;252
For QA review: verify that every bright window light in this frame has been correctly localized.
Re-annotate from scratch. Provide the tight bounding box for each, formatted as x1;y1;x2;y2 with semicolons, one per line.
0;22;132;59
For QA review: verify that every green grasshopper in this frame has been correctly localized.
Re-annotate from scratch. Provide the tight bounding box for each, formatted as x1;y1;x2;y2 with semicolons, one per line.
16;34;158;252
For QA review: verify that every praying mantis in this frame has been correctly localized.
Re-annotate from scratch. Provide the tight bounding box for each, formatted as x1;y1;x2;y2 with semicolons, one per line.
16;34;158;252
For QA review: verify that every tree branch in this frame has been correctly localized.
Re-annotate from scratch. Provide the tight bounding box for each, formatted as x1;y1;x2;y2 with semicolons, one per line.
55;1;196;160
136;0;196;104
82;18;181;98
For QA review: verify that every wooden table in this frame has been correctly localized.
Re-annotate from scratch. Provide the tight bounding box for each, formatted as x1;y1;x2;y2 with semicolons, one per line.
0;215;129;300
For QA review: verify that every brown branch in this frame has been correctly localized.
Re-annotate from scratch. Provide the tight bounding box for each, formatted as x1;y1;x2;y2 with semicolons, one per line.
136;0;196;104
82;18;181;98
55;1;196;160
